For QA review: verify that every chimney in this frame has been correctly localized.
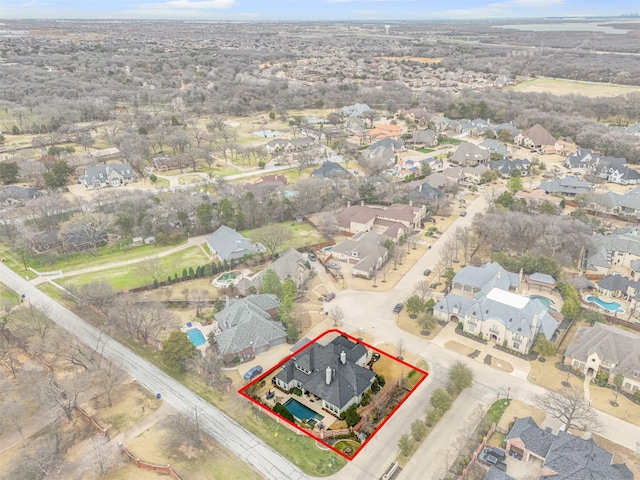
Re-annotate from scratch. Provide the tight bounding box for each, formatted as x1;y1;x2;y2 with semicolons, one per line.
340;351;346;365
532;313;539;332
419;184;423;192
325;366;332;385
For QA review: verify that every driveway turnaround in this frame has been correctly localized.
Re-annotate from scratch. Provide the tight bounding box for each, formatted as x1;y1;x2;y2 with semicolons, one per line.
0;263;305;480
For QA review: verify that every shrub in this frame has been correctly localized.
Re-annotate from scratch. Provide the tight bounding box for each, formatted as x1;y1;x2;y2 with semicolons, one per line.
292;387;303;396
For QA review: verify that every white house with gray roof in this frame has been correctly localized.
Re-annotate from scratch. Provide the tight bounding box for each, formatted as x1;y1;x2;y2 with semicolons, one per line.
206;225;266;262
274;335;375;417
238;248;310;294
587;187;640;220
505;416;633;480
564;323;640;395
434;263;558;354
586;226;640;274
214;294;285;363
79;163;135;190
538;176;592;197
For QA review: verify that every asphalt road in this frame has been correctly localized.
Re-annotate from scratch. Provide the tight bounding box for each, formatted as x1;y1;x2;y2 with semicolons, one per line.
0;262;305;480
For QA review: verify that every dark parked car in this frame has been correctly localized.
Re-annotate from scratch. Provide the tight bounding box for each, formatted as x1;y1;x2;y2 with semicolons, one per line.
308;252;317;262
393;303;403;314
460;211;467;217
243;365;263;381
479;446;507;471
324;292;336;302
423;268;432;276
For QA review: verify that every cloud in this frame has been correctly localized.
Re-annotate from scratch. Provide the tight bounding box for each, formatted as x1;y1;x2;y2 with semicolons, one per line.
138;0;237;9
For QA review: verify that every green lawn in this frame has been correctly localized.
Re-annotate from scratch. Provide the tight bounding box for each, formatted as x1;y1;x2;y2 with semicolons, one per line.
178;174;205;185
243;410;346;476
440;137;462;145
26;241;189;272
415;148;435;154
240;222;325;252
58;246;209;291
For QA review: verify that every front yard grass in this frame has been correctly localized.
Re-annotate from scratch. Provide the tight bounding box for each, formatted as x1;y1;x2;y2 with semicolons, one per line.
241;221;325;252
58;245;209;291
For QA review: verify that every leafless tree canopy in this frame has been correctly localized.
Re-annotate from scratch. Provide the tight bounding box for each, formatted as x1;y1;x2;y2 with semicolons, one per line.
534;385;603;433
254;223;293;256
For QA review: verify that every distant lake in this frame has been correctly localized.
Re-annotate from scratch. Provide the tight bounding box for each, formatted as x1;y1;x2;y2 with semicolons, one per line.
496;23;630;34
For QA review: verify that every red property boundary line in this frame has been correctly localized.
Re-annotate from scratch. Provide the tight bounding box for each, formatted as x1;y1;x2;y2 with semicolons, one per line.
238;328;429;461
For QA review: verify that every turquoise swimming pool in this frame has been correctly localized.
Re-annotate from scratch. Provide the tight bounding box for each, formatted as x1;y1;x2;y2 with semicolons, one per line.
186;328;206;347
283;398;324;425
530;295;554;309
586;295;624;314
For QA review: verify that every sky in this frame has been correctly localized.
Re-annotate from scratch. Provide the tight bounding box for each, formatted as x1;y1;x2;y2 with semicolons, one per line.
1;0;639;21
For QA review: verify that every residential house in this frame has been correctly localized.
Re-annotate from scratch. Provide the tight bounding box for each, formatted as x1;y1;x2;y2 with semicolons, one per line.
331;231;389;279
433;263;559;354
564;324;640;395
515;124;556;149
483;467;516;480
459;118;491;137
0;185;41;206
430;116;460;133
479;139;509;157
339;103;372;117
274;335;376;417
632;259;640;282
407;182;447;205
409;129;439;148
505;416;633;480
515;189;563;210
311;161;351;179
424;157;444;173
214;294;285;363
356;124;403;143
461;164;490;184
491;123;519;139
264;137;314;154
30;230;62;254
206;225;266;262
528;273;556;293
553;137;577;156
88;147;121;162
565;149;640;185
368;137;405;152
152;155;181;172
489;158;531;178
244;174;288;196
79;163;135;190
335;203;425;239
361;145;396;166
240;248;311;294
596;273;640;300
585;226;640;273
538;176;592;196
450;143;490;166
587;187;640;219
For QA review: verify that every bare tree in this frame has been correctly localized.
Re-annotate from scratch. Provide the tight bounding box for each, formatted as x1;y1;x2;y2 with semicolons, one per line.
254;223;293;257
188;352;229;392
534;386;602;432
8;433;65;479
414;280;430;300
1;397;29;446
190;288;210;318
397;339;405;359
111;299;174;345
316;211;339;238
328;305;344;327
93;360;126;407
72;281;117;318
0;334;22;378
164;409;205;454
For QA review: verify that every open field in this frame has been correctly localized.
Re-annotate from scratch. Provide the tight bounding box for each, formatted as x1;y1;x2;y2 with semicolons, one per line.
508;77;640;98
240;221;326;252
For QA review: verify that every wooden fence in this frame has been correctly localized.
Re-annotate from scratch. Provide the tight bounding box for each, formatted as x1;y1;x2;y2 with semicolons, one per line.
118;443;182;480
77;406;109;438
459;422;496;479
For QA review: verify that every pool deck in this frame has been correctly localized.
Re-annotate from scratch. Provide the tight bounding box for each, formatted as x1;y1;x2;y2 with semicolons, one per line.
180;321;219;355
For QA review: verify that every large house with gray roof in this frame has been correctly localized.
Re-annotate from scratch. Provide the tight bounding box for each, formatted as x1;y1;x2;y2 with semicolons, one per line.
450;143;490;166
274;335;375;417
236;248;310;295
335;203;425;239
515;124;555;149
587;187;640;220
538;176;592;197
565;149;640;185
564;323;640;395
206;225;266;262
214;294;286;363
331;231;389;279
504;416;633;480
79;163;135;190
434;263;559;354
585;225;640;274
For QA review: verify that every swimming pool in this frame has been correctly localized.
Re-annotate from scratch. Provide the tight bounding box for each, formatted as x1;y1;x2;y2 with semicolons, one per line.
212;270;240;287
530;295;554;309
186;328;207;347
283;398;324;425
586;295;624;314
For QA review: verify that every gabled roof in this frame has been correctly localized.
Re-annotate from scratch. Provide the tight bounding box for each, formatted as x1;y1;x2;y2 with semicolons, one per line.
206;225;263;261
0;185;41;202
215;313;285;356
311;161;350;179
339;103;371;117
275;336;375;410
506;416;556;458
538;176;592;195
588;226;640;269
484;467;517;480
251;248;309;288
520;124;555;146
80;163;135;183
332;231;388;273
409;182;446;200
452;262;520;293
541;430;634;480
479;139;509;157
529;272;556;286
565;323;640;379
216;294;280;331
597;273;640;293
450;143;490;164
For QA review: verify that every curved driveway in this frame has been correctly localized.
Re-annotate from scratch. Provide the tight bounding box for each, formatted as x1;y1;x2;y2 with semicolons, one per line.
0;263;305;480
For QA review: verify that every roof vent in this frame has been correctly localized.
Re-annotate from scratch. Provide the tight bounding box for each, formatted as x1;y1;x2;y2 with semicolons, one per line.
517;327;522;332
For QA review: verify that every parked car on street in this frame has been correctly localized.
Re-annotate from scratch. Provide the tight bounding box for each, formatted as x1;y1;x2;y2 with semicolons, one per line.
423;268;432;276
460;211;467;217
393;303;403;314
324;292;336;302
